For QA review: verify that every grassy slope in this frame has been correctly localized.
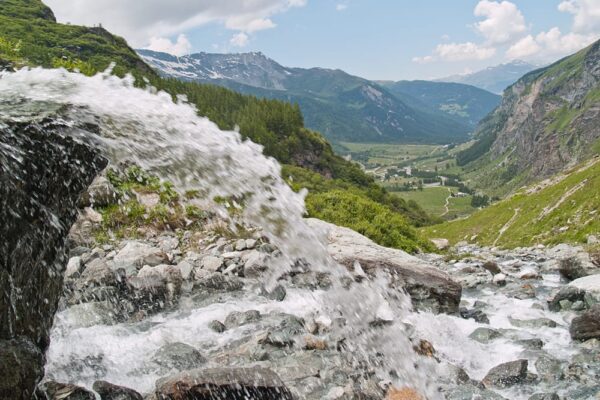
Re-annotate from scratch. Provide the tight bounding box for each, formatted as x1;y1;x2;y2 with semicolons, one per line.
0;0;434;252
423;158;600;248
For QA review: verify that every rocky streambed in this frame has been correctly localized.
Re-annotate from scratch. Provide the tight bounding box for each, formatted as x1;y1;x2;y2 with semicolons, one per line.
37;196;600;399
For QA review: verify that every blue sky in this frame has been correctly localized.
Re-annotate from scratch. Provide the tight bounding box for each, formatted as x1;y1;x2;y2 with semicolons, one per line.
46;0;600;80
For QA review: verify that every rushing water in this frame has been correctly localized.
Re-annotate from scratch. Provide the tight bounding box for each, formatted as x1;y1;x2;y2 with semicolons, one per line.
0;67;439;397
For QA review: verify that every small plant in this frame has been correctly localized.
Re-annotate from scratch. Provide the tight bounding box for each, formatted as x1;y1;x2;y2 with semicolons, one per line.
51;57;96;76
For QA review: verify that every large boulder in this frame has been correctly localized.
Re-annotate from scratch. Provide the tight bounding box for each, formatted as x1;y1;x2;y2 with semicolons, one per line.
570;304;600;341
569;274;600;307
0;120;107;398
559;253;600;281
306;219;461;313
482;359;529;388
155;367;294;399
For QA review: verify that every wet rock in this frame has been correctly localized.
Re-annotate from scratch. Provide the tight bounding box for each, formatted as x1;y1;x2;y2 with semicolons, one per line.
208;320;226;333
154;367;294;399
482;261;502;275
63;302;118;327
303;335;328;350
445;385;507;400
569;274;600;307
534;355;563;382
112;241;168;275
152;342;206;371
37;381;95;400
460;308;490;324
224;310;261;328
195;272;243;292
559;254;600;281
549;285;586;311
469;327;502;343
509;317;558;328
242;250;269;278
517;338;545;350
0;121;106;399
260;314;306;348
65;256;83;279
492;273;507;286
260;284;287;301
482;359;528;388
528;394;560;400
306;219;461;314
570;304;600;341
0;338;44;400
92;380;143;400
175;260;193;280
413;339;436;358
79;175;119;207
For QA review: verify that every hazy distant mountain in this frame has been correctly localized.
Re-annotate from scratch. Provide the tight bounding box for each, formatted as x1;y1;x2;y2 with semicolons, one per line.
437;60;538;94
377;80;501;128
138;49;471;144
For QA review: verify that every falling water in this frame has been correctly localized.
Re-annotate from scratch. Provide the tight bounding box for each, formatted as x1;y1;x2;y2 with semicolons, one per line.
0;67;440;397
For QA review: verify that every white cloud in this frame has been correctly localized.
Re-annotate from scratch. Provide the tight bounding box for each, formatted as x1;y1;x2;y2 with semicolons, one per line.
505;35;540;59
473;0;527;44
506;27;598;60
558;0;600;34
44;0;307;48
336;4;348;11
412;55;435;64
146;34;192;56
441;34;451;41
434;42;496;61
230;32;250;47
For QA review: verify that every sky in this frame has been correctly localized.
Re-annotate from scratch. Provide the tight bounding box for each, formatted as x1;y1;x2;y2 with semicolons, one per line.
45;0;600;80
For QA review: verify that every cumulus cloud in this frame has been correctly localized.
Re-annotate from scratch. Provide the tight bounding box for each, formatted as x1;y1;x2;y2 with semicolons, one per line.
147;34;192;56
230;32;250;47
435;42;496;61
412;55;434;64
473;0;527;44
44;0;307;48
559;0;600;34
506;27;599;60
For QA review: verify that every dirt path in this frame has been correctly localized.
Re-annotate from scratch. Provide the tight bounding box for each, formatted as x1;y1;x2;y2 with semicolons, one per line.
441;187;452;217
493;207;520;246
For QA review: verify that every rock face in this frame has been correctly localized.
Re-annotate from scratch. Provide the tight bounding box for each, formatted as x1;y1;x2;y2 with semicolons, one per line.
155;367;294;399
482;359;529;388
570;304;600;341
307;219;461;313
0;120;106;399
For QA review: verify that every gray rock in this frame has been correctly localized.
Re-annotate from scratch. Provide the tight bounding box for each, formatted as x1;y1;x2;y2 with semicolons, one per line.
79;175;119;207
201;255;223;272
482;359;528;388
570;304;600;341
559;255;600;281
208;320;226;333
469;327;502;343
152;342;206;371
549;286;586;311
569;274;600;307
509;317;558;328
517;338;544;349
225;310;261;328
65;256;83;279
195;273;243;292
234;239;247;251
260;284;287;301
528;394;560;400
242;250;269;277
306;218;461;314
112;241;168;275
534;355;563;382
460;308;489;324
37;381;95;400
482;260;502;275
92;380;143;400
154;367;293;399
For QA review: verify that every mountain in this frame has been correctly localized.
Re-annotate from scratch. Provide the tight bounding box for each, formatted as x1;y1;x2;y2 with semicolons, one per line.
138;49;471;145
457;40;600;198
424;157;600;248
437;60;537;94
377;80;501;128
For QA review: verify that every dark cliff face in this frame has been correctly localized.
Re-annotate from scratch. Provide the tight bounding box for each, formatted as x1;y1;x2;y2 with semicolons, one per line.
0;119;106;399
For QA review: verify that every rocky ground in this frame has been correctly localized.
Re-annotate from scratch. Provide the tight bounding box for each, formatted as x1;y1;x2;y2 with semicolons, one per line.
35;178;600;400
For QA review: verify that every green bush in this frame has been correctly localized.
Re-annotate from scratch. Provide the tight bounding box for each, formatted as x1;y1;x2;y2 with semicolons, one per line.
306;190;433;253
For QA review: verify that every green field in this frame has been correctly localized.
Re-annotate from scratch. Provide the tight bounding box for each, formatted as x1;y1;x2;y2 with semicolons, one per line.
391;186;475;219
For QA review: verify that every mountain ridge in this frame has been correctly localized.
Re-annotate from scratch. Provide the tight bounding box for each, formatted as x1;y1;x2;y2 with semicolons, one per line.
138;49;472;144
437;60;538;94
